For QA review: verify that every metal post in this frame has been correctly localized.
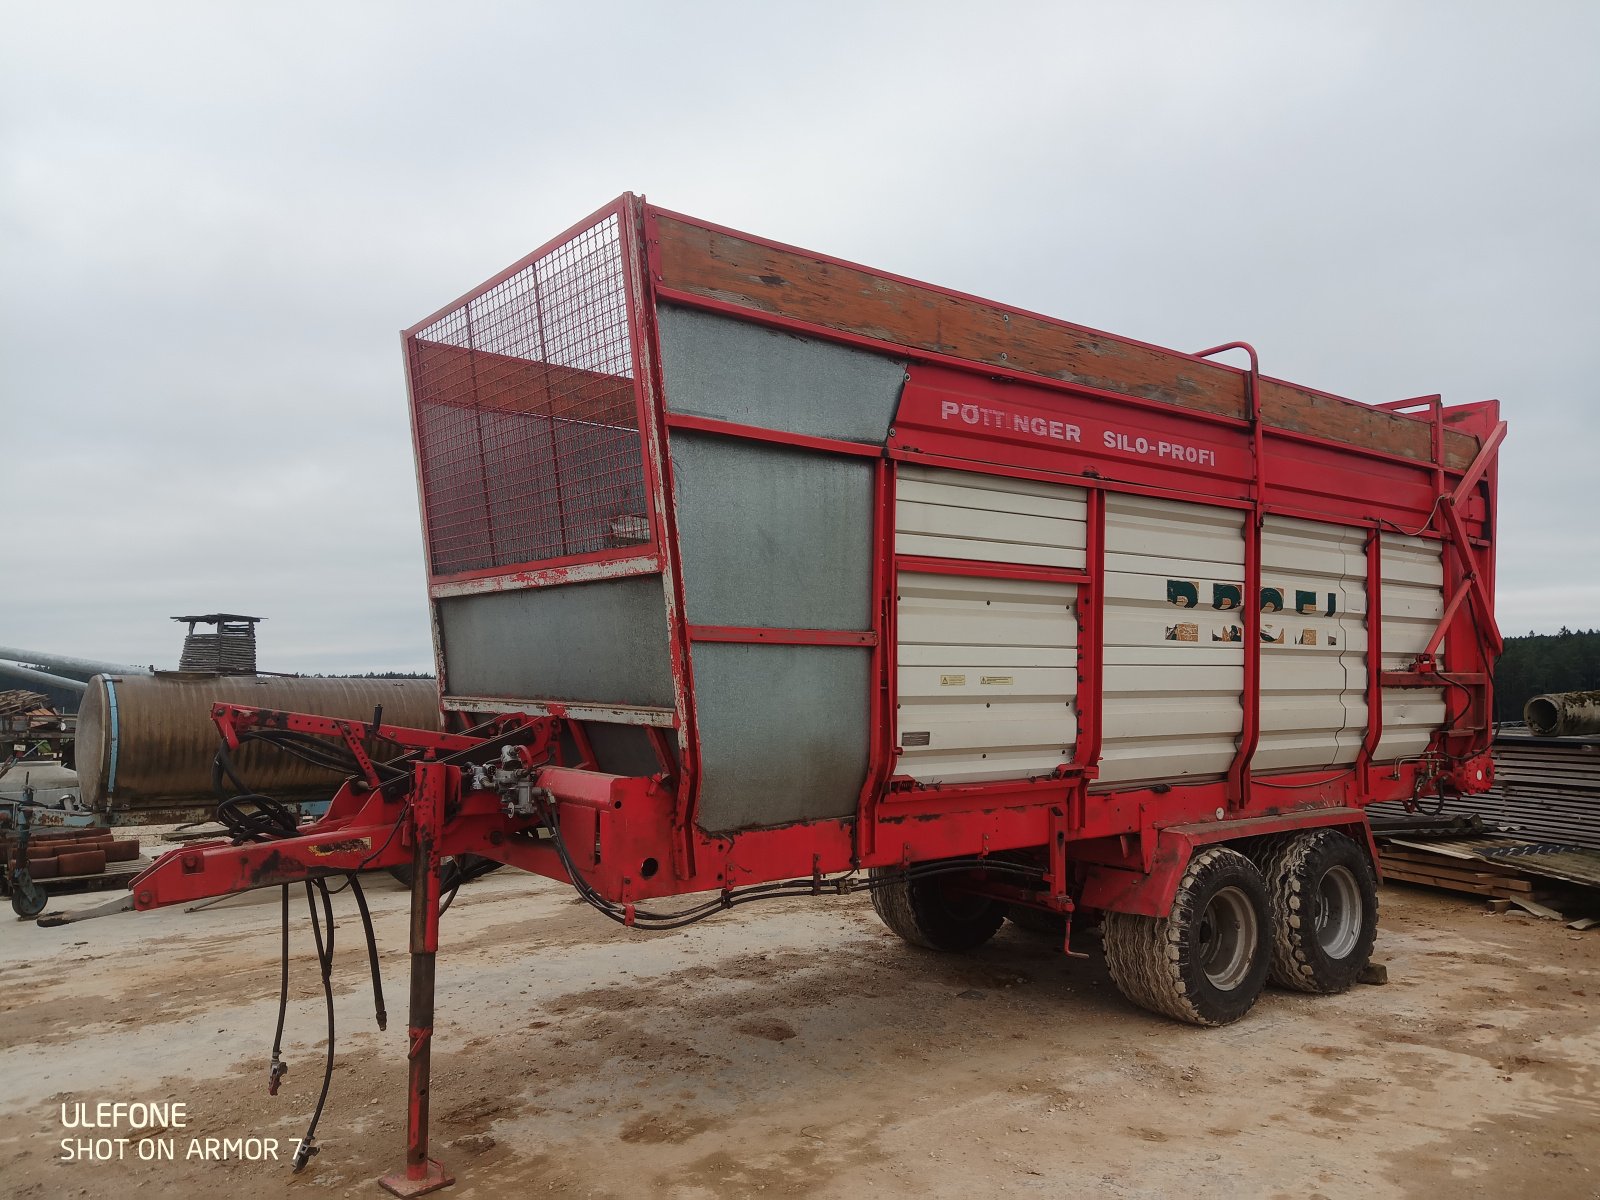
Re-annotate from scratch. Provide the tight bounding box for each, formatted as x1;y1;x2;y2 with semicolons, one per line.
1357;524;1384;795
379;760;454;1197
1194;342;1263;811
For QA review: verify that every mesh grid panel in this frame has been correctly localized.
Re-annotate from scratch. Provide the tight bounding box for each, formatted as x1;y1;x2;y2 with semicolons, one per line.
408;214;648;577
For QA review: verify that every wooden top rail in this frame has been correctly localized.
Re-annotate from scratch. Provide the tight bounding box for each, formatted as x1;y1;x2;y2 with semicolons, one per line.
648;210;1478;471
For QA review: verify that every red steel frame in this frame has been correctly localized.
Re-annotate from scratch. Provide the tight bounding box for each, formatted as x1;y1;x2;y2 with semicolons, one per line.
121;195;1504;1192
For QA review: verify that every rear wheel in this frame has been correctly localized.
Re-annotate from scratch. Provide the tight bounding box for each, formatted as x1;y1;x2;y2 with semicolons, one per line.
1102;846;1273;1026
870;865;1007;951
1261;829;1378;993
9;872;47;918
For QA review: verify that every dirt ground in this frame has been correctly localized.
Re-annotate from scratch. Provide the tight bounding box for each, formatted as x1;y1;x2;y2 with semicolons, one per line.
1;839;1596;1200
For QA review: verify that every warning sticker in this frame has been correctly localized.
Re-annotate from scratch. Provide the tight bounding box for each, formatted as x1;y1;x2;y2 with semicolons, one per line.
940;674;967;687
309;837;373;857
980;675;1015;686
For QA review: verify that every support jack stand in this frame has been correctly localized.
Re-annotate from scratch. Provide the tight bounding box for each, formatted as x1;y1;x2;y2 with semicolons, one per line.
378;760;455;1198
379;1159;454;1198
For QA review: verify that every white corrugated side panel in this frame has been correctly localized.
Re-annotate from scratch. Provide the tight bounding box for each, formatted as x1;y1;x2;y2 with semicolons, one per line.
1097;494;1245;786
1255;515;1369;772
896;463;1087;569
896;572;1077;784
1373;534;1447;761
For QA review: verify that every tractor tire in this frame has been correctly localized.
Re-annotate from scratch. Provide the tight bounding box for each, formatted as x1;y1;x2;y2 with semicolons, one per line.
869;865;1007;952
1102;846;1273;1027
1260;829;1378;994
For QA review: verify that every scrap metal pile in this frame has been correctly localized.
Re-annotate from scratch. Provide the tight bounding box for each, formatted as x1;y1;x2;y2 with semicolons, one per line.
1374;822;1600;922
1;689;70;757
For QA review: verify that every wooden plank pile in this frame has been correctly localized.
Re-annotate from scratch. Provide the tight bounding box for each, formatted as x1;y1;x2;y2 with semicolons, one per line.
1379;839;1547;900
1375;832;1600;926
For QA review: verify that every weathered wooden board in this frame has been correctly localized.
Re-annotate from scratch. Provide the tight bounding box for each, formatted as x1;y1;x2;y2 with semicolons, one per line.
1380;857;1534;892
1380;847;1526;877
650;213;1479;471
1382;866;1512;897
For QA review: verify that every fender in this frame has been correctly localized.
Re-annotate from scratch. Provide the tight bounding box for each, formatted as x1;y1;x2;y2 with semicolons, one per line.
1078;808;1377;918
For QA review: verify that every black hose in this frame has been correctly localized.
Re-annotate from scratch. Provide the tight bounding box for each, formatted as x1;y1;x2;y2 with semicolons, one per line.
355;805;410;873
438;877;463;917
215;792;300;843
231;727;411;785
267;885;290;1096
293;880;337;1171
212;744;299;844
347;875;387;1031
539;801;1044;932
212;742;254;797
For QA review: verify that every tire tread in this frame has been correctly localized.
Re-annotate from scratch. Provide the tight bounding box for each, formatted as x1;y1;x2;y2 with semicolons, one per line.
869;867;1005;951
1102;846;1269;1027
1261;829;1378;993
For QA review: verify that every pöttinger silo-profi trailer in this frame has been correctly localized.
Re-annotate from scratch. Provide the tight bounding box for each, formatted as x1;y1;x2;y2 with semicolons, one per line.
119;195;1504;1193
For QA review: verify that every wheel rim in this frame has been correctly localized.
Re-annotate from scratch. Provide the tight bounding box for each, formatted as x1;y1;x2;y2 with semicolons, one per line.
1196;886;1258;991
1314;865;1362;959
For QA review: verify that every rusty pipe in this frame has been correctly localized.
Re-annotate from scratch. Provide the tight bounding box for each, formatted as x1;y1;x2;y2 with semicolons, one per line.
1525;690;1600;738
0;647;151;681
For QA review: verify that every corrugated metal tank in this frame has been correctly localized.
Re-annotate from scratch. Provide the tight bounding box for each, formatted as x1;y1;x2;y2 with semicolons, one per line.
75;675;441;813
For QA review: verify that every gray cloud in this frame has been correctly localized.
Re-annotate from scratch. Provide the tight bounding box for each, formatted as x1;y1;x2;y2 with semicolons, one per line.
3;1;1595;671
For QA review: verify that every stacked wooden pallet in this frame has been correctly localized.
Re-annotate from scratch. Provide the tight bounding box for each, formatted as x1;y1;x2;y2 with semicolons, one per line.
1378;840;1544;900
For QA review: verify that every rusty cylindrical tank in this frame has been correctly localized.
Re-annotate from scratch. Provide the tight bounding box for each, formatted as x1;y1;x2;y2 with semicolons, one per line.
75;675;441;815
1525;690;1600;738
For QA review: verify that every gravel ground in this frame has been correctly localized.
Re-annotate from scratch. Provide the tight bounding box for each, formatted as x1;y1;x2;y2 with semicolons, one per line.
1;839;1596;1199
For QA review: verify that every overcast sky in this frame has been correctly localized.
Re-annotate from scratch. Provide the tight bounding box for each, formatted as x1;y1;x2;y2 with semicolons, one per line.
2;2;1595;673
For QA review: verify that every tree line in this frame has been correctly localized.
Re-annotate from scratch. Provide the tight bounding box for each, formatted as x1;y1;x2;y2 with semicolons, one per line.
308;672;436;679
1495;628;1600;724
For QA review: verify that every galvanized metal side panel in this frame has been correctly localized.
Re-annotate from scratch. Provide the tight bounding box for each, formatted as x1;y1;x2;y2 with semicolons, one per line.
690;642;870;831
895;464;1087;569
896;572;1077;784
583;722;666;777
1255;515;1369;772
437;575;675;708
671;433;874;630
656;304;908;443
1098;494;1246;786
1374;534;1447;761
